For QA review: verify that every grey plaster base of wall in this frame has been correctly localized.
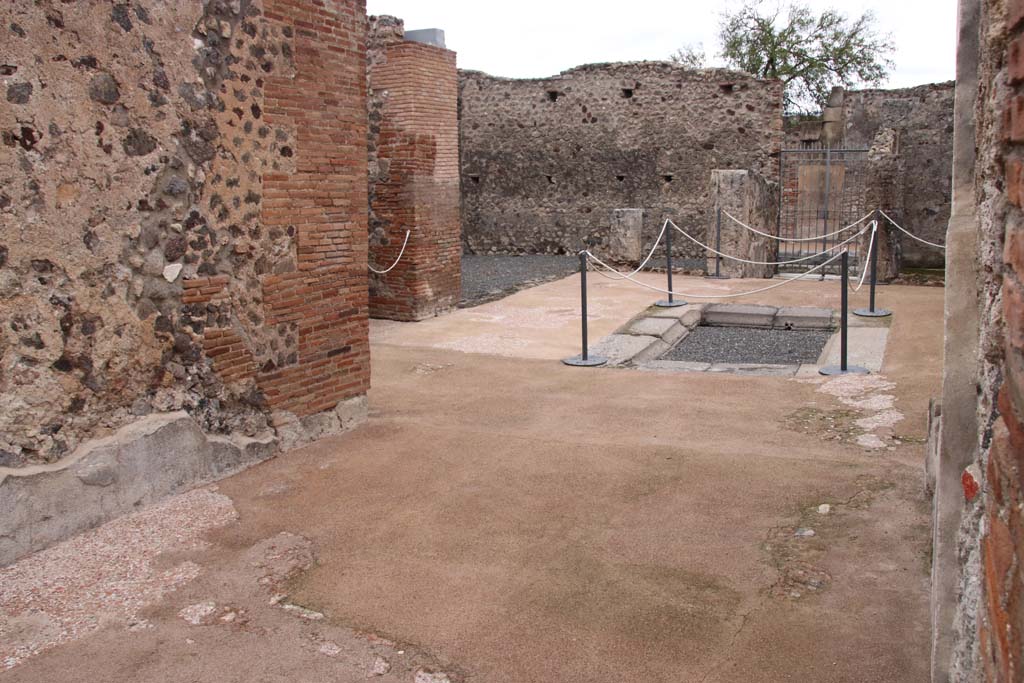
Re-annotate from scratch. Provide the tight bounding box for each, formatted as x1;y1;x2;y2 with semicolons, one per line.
0;395;368;567
0;412;275;567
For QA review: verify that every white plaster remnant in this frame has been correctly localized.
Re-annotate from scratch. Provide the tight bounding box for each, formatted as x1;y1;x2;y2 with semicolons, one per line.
179;600;218;626
815;374;904;450
163;263;183;282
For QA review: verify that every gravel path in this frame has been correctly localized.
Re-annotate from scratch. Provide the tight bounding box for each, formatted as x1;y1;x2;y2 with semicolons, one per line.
460;255;578;307
663;326;832;365
459;255;707;307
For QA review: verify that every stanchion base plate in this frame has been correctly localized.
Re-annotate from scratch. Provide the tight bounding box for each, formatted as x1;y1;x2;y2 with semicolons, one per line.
819;365;870;376
562;355;609;367
704;275;731;280
655;300;687;308
853;308;892;318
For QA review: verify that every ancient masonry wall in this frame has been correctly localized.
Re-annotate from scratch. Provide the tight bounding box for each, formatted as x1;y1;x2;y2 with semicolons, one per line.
367;16;460;321
951;0;1024;678
458;64;784;263
708;169;779;279
0;0;370;469
786;83;955;269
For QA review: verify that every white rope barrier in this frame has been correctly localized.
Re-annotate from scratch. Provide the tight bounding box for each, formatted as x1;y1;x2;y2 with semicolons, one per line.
848;221;877;293
722;209;874;243
597;219;670;280
584;249;846;300
671;219;868;267
878;209;947;250
367;230;411;275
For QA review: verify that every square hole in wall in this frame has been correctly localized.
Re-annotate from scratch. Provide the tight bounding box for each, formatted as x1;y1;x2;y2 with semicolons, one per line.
621;88;634;99
547;90;561;102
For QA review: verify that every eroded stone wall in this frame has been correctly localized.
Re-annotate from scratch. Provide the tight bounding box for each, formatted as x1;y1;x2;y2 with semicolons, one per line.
708;169;779;278
957;0;1024;678
0;0;370;468
459;64;784;263
786;83;955;269
367;16;460;321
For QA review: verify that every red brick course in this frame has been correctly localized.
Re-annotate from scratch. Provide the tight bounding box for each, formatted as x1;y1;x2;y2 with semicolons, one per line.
367;29;461;321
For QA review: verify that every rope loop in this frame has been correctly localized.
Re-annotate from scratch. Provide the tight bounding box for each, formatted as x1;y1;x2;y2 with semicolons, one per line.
878;210;947;250
721;210;873;243
368;230;412;275
585;249;847;300
671;220;867;266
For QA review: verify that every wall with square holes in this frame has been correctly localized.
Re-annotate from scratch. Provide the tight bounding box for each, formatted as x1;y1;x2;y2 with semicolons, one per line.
458;63;784;262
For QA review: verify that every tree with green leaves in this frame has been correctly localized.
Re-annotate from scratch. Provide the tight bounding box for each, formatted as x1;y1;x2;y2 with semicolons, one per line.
673;1;895;113
670;43;707;69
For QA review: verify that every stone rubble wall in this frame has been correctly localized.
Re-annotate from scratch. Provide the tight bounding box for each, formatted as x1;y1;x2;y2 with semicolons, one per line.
366;16;461;321
786;83;955;269
708;169;779;279
0;0;371;470
458;63;785;265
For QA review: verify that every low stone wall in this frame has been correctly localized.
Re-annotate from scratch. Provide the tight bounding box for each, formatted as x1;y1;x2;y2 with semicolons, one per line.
708;170;779;278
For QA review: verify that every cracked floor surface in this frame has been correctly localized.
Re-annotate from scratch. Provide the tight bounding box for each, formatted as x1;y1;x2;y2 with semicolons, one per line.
3;274;941;682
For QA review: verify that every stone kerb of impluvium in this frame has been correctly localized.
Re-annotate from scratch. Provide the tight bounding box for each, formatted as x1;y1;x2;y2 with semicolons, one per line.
709;169;780;278
587;303;838;373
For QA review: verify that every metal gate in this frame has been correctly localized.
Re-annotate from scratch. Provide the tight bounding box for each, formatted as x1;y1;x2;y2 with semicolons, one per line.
778;145;869;272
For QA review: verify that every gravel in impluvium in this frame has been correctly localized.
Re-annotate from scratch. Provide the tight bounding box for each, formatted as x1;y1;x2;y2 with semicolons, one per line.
662;326;833;365
460;255;578;306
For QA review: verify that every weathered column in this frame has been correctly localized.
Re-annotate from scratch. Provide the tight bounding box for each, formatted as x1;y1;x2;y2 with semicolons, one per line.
863;128;904;282
367;17;461;321
603;209;643;263
708;170;780;278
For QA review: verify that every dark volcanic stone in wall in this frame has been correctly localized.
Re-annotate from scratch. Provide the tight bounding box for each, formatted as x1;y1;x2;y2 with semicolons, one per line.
458;63;784;262
87;73;120;104
0;0;370;467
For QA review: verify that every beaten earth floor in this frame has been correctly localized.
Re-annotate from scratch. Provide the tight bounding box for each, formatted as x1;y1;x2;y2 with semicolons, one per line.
1;272;942;682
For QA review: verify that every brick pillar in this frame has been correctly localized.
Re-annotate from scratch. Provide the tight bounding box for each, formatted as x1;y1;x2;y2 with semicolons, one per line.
367;17;461;321
708;169;780;278
184;0;371;444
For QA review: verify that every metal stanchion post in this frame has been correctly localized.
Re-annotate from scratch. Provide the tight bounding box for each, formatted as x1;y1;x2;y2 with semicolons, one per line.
563;252;608;367
705;207;730;280
855;209;892;318
656;222;687;308
820;251;870;376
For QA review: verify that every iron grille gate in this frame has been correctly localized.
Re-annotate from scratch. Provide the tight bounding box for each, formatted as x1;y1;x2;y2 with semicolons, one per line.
777;146;870;273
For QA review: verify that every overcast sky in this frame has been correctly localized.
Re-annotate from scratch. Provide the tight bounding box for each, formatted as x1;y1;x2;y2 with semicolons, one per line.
364;0;957;88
